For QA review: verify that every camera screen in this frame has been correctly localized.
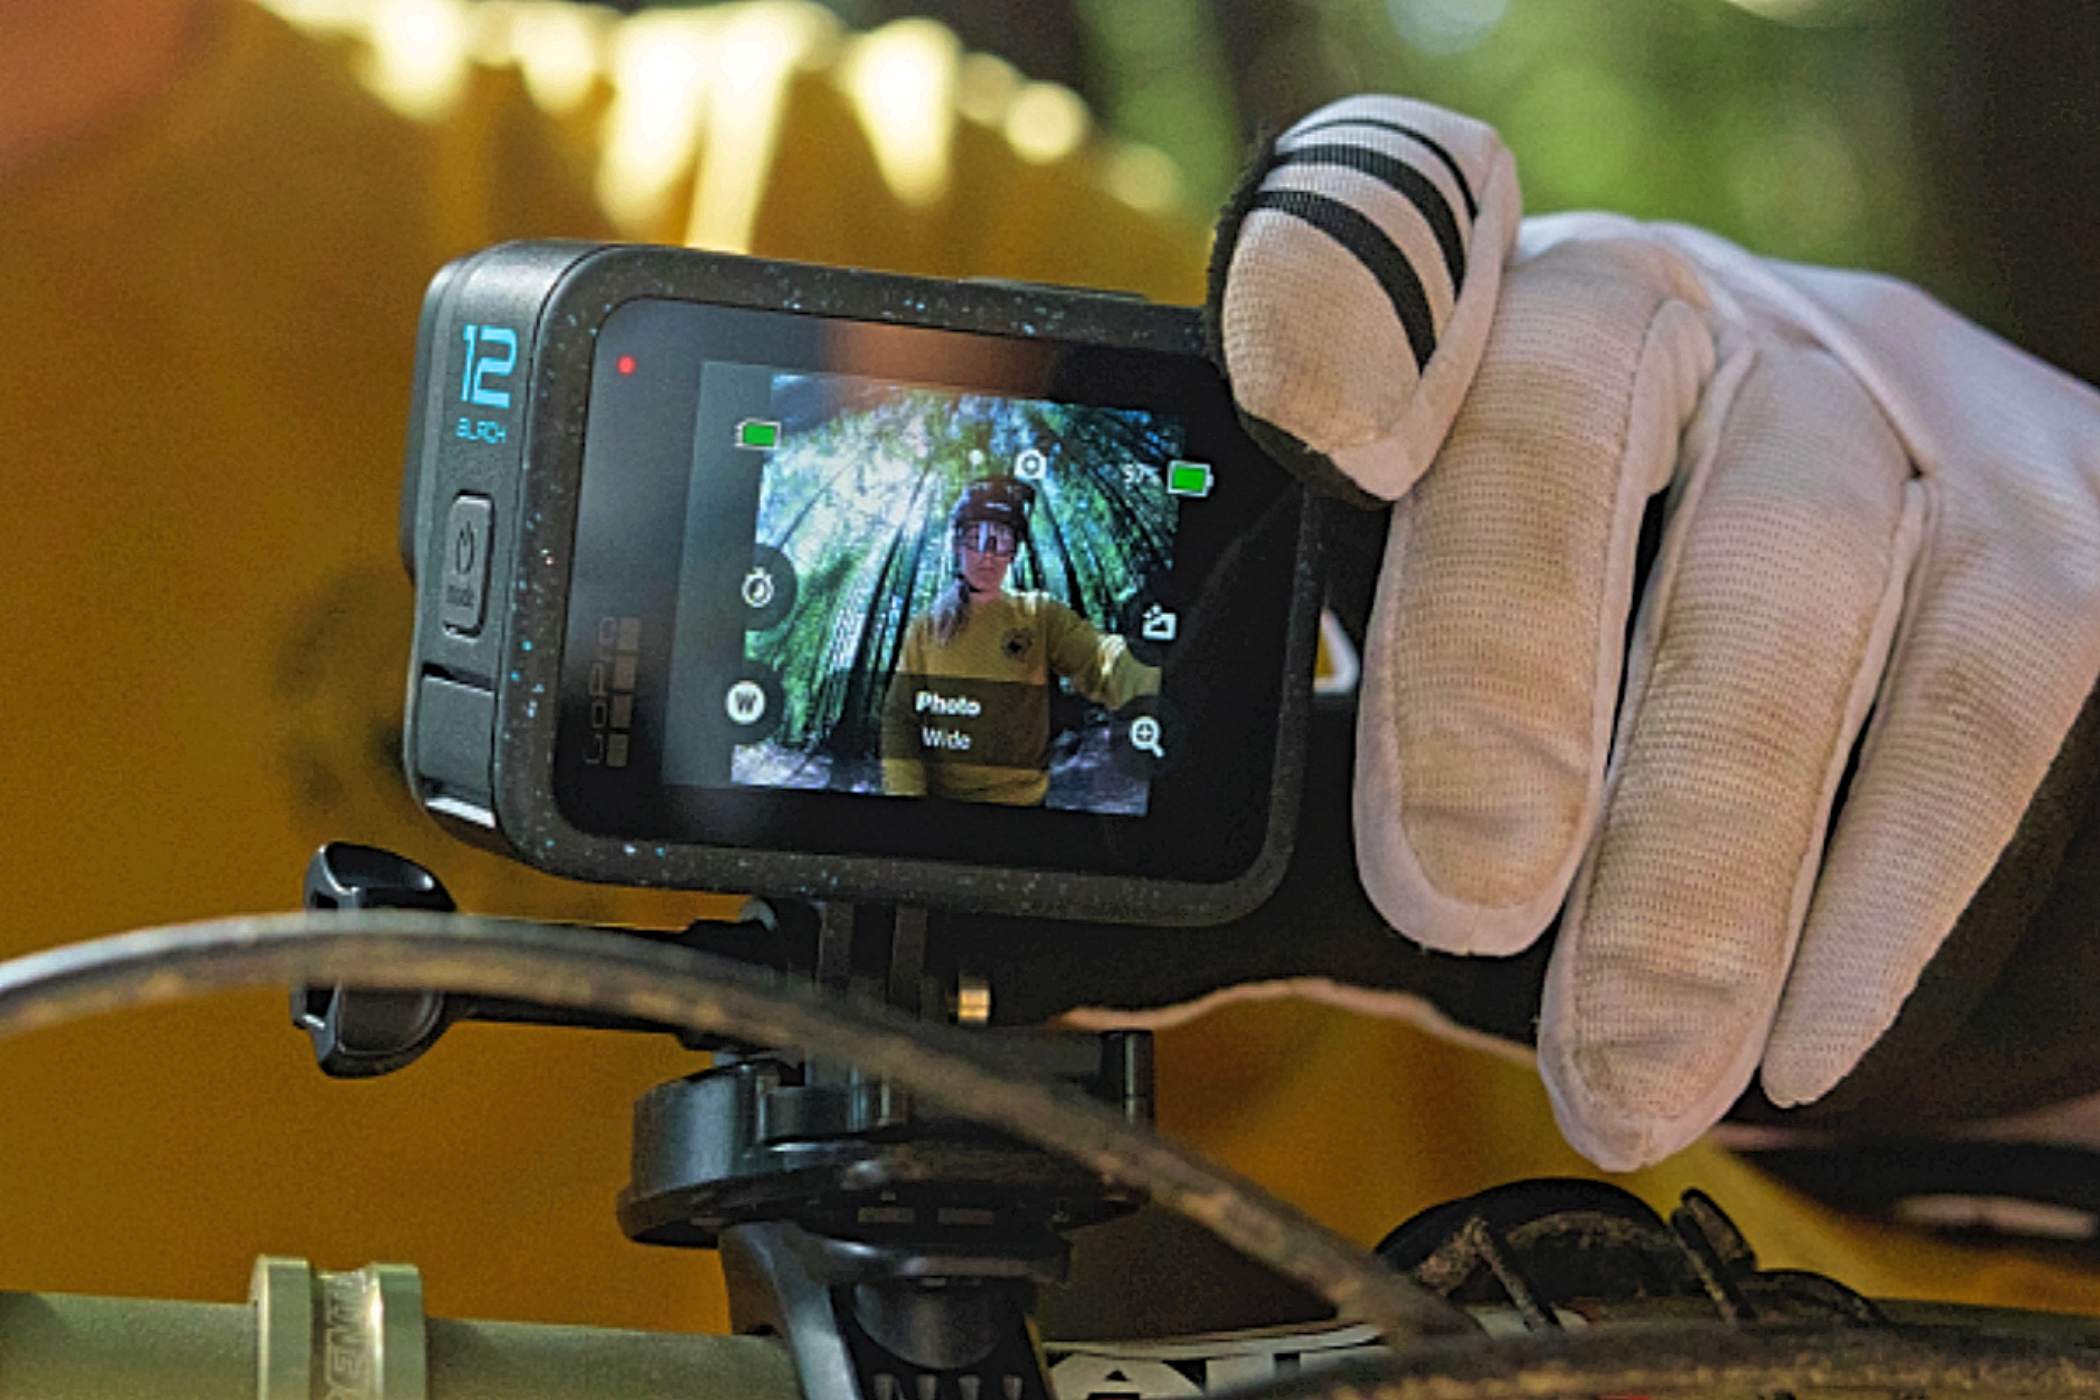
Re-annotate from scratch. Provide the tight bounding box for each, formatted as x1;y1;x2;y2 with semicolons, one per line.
660;367;1191;818
553;293;1301;889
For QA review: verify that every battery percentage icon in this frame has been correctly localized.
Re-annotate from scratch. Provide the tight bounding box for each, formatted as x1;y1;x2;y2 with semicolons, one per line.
736;419;781;451
1166;460;1213;498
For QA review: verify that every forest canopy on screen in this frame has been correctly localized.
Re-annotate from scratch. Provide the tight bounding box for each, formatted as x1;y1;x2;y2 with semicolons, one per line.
734;375;1182;802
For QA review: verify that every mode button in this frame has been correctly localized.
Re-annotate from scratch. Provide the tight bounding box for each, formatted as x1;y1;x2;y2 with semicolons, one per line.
440;494;493;635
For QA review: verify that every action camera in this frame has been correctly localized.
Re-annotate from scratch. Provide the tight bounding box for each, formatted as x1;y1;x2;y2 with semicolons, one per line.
401;242;1319;924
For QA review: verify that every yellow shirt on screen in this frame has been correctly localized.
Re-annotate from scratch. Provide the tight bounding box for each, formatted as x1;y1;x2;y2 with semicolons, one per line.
882;589;1157;804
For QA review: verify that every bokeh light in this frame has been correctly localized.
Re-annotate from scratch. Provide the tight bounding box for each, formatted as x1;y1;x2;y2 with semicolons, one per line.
1385;0;1510;55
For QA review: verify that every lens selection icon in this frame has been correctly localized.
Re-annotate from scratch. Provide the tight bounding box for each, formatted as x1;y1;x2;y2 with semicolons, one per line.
725;680;768;726
721;666;785;741
1015;448;1048;482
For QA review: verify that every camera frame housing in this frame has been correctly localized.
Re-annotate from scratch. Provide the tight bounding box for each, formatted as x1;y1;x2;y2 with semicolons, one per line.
402;242;1320;925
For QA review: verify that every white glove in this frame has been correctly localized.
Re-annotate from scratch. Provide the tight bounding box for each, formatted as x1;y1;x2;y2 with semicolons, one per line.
1215;95;2100;1169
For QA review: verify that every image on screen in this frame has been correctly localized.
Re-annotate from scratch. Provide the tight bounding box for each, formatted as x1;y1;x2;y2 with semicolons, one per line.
722;371;1184;816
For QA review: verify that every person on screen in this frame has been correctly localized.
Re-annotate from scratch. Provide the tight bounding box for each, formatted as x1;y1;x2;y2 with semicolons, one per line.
881;475;1158;804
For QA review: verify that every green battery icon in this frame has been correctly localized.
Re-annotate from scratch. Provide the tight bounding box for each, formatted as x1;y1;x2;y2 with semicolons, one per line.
1166;460;1213;498
736;418;781;450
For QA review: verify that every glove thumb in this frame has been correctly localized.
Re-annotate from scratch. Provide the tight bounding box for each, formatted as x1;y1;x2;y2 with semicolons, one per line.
1211;95;1521;505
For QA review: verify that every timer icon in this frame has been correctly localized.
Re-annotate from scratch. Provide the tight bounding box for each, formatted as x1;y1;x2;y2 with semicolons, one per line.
737;546;797;632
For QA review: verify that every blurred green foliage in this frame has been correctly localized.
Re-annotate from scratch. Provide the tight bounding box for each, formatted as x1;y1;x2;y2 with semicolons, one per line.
789;0;2093;371
1077;0;1927;280
1074;0;1244;218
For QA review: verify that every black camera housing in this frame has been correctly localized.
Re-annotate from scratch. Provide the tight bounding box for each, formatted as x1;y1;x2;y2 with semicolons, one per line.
402;242;1319;925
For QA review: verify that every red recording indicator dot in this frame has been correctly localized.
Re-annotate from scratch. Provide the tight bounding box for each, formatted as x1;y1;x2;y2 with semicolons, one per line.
616;354;637;376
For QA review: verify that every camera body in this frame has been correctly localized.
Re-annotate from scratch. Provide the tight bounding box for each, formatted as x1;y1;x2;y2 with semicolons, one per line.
402;242;1319;925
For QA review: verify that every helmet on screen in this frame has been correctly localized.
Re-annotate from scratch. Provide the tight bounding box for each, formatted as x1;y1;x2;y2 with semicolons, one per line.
949;475;1037;557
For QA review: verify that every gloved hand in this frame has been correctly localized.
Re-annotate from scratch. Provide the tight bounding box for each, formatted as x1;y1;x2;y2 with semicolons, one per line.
1212;95;2100;1169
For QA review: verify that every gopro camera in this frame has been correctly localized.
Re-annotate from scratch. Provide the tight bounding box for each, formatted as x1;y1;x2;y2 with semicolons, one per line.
402;243;1319;924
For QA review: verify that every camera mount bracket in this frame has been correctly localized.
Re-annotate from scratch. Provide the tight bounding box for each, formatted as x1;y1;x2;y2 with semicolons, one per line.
293;843;1150;1400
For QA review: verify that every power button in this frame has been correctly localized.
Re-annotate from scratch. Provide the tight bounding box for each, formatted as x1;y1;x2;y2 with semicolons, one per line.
441;494;494;635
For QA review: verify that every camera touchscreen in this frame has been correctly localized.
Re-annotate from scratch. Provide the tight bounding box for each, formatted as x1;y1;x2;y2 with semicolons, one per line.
672;372;1180;817
551;292;1304;893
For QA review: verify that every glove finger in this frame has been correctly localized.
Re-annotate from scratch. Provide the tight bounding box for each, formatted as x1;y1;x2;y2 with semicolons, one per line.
1355;235;1713;952
1764;486;2096;1106
1214;96;1520;504
1538;340;1917;1170
1717;263;2100;1111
